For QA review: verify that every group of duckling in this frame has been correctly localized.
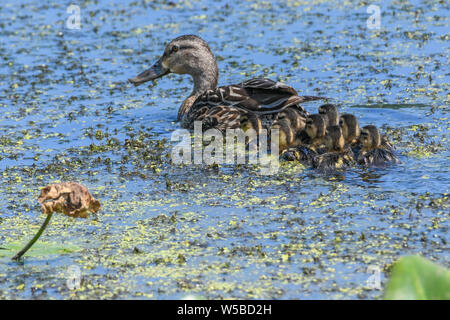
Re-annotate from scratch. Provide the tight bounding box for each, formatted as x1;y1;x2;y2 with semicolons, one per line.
279;104;399;170
129;34;399;170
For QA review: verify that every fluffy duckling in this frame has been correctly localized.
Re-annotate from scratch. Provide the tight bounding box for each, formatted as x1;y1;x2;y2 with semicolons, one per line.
312;125;355;170
339;114;360;145
357;125;398;166
318;104;339;127
270;108;309;152
240;111;301;153
240;113;260;134
339;113;361;157
304;114;327;148
281;114;326;163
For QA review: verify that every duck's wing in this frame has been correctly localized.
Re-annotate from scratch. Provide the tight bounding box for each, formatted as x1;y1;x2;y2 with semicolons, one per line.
193;78;326;115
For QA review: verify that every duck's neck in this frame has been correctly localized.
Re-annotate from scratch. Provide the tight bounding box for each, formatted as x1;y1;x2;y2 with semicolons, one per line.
177;60;219;121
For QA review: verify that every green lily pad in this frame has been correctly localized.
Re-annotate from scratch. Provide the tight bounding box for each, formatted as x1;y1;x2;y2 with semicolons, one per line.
384;256;450;300
0;242;82;258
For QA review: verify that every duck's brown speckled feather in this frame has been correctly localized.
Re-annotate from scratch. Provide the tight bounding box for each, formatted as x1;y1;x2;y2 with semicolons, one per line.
182;78;325;131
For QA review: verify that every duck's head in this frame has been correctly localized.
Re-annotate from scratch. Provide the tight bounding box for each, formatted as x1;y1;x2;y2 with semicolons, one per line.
359;125;381;150
318;104;339;126
339;114;360;144
305;114;326;140
129;35;218;94
324;125;344;152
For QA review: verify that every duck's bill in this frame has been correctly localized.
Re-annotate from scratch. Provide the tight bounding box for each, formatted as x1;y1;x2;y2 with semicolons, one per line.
128;58;170;86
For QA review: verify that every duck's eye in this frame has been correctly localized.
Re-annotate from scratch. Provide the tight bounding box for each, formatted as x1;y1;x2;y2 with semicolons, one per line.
171;45;179;53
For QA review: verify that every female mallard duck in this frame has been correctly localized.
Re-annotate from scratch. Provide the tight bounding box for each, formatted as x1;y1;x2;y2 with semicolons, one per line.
281;114;327;163
357;125;398;166
129;35;325;133
312;125;355;170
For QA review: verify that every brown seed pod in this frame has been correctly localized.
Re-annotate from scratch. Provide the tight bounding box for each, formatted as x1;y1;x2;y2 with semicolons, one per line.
38;182;101;218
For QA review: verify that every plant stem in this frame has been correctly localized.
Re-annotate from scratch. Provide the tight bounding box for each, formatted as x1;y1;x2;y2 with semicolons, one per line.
12;212;53;261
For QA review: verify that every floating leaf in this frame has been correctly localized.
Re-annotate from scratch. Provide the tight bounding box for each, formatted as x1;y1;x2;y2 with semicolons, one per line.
0;242;81;257
384;256;450;300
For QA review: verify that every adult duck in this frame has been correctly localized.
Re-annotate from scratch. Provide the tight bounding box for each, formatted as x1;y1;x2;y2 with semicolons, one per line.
129;35;325;133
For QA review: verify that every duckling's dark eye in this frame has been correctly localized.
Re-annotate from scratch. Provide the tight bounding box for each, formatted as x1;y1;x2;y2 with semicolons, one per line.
171;45;179;53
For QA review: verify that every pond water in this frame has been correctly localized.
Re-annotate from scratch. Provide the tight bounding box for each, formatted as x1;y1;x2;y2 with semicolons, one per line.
0;0;448;299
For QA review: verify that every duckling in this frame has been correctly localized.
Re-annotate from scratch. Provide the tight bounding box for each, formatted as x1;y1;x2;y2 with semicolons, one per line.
281;114;326;163
318;104;340;127
270;107;311;152
238;113;262;148
339;114;360;146
239;113;260;134
304;114;327;148
239;112;286;151
339;113;361;157
312;125;355;170
357;125;398;166
129;34;325;133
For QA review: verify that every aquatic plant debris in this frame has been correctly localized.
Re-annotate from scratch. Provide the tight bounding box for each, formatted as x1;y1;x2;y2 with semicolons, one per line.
38;182;101;218
11;182;100;260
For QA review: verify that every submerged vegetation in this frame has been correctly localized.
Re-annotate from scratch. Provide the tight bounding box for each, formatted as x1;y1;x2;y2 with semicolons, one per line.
0;0;448;299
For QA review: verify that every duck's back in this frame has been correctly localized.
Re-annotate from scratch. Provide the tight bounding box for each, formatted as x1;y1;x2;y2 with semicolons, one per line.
182;78;324;131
